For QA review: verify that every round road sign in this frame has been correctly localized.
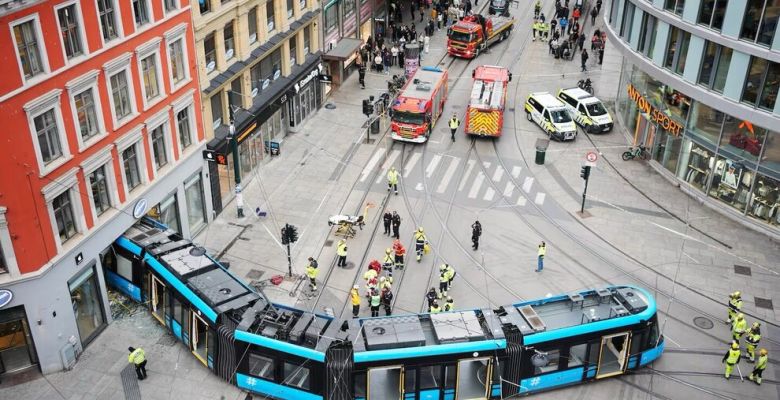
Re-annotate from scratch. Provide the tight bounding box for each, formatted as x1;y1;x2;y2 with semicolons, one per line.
586;151;598;163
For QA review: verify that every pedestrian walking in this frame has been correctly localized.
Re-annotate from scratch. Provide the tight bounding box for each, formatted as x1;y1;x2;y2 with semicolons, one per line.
445;264;456;290
596;0;602;14
572;7;580;24
732;313;747;344
590;6;598;25
722;341;741;379
383;211;392;235
383;247;395;279
534;0;541;18
727;291;743;323
430;300;442;313
128;347;148;380
580;49;589;71
350;285;361;317
337;239;348;267
749;349;768;385
426;287;438;309
598;47;604;64
305;257;319;291
443;296;454;312
414;227;428;262
370;289;381;317
391;44;399;66
387;166;399;194
536;241;546;272
392;211;402;239
577;34;585;51
746;322;761;362
358;64;366;89
471;220;482;250
449;113;460;142
393;239;406;269
438;264;449;298
381;287;394;315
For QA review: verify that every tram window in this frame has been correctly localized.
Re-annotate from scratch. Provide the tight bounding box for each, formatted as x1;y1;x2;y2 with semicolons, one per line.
534;350;560;374
648;323;660;347
169;294;182;325
568;344;587;367
630;331;645;356
283;361;311;390
248;353;275;380
587;340;600;364
404;367;417;393
208;328;216;362
354;372;366;397
444;364;456;389
419;365;441;390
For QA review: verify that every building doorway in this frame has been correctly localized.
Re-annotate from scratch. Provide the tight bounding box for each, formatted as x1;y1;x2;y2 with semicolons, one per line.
68;265;107;346
0;306;38;374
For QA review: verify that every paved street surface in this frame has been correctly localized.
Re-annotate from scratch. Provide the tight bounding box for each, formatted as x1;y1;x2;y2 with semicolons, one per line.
4;0;779;399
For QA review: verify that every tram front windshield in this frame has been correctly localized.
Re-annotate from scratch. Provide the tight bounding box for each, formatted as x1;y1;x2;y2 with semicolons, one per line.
393;111;425;125
449;30;474;42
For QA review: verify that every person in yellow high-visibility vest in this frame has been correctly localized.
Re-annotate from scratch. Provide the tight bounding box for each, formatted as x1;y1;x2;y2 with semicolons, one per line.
536;241;546;272
727;291;743;323
749;349;768;385
449;114;460;142
337;239;348;267
387;166;399;194
732;313;747;344
305;258;319;291
746;322;761;362
350;285;361;318
414;227;428;262
128;347;147;380
722;341;741;379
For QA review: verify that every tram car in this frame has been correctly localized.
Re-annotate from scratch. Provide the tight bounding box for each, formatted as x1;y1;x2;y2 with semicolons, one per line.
104;219;664;399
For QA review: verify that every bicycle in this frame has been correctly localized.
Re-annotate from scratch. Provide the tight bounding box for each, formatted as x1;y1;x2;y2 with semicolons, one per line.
622;145;649;161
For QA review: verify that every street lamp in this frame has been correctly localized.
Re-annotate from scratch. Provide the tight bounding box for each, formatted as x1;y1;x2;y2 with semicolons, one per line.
228;106;244;218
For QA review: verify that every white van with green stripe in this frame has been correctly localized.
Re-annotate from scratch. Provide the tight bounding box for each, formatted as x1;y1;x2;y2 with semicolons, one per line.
557;88;613;133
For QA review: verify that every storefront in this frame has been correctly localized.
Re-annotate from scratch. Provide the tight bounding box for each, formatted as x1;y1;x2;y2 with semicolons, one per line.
616;59;780;233
288;65;325;132
322;38;363;90
373;0;386;37
0;303;38;374
68;265;107;346
360;0;373;41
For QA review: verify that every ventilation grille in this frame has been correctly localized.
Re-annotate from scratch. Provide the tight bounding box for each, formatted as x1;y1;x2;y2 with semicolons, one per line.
518;305;546;332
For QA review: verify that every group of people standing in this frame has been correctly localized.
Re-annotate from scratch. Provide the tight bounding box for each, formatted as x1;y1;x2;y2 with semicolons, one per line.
722;291;769;384
533;0;605;72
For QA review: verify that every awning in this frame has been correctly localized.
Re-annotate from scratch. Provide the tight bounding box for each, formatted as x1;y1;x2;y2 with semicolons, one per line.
322;38;363;61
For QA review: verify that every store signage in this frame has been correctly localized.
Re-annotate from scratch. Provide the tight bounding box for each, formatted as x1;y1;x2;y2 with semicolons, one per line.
75;252;83;265
295;69;320;93
626;84;683;136
251;88;259;98
319;74;333;83
0;289;13;309
279;94;288;105
132;199;148;219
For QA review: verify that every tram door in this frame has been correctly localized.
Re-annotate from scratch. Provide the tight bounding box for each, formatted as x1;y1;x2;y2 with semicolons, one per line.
367;365;403;399
596;332;631;379
150;276;166;324
457;357;492;399
191;313;209;366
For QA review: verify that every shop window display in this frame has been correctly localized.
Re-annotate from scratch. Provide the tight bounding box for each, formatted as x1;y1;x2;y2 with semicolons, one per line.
747;174;780;225
720;120;766;162
689;101;724;146
708;156;752;212
69;267;106;345
758;128;780;177
678;140;714;192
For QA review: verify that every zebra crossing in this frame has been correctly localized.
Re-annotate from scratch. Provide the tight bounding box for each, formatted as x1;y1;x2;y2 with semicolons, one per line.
358;148;548;208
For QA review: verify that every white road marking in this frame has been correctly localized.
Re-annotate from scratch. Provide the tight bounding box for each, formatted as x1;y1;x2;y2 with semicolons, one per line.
425;154;442;178
403;152;421;178
682;252;699;264
458;160;476;191
663;334;682;348
437;158;460;193
516;196;527;206
468;172;485;199
482;161;491;170
415;182;424;191
522;177;534;193
503;182;514;197
534;193;546;205
360;150;384;182
492;167;504;182
483;187;495;201
375;149;401;183
511;166;522;178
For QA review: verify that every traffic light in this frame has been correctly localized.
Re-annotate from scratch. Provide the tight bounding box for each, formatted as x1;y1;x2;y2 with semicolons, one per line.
362;99;374;117
281;224;299;245
580;166;591;180
281;226;289;245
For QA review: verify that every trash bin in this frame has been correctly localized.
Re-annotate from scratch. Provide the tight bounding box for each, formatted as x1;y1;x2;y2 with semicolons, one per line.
535;138;550;165
370;117;380;134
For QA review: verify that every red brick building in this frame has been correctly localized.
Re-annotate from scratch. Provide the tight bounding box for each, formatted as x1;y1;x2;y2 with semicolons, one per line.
0;0;213;375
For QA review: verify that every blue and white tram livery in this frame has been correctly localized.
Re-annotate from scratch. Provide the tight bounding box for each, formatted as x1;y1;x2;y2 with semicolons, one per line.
104;219;663;399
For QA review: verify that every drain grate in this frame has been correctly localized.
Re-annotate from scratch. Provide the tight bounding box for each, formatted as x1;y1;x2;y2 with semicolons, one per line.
755;297;774;310
734;265;752;276
156;334;177;347
324;240;334;247
120;364;142;400
246;269;264;280
324;103;336;109
693;316;714;330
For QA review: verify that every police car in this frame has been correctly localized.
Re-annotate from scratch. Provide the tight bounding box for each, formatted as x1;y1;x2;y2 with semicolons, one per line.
524;92;577;141
557;88;614;133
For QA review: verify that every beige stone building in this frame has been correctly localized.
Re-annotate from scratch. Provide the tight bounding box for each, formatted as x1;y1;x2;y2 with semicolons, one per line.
191;0;323;214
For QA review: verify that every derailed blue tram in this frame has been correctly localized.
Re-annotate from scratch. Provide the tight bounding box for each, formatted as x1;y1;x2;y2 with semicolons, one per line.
104;218;664;399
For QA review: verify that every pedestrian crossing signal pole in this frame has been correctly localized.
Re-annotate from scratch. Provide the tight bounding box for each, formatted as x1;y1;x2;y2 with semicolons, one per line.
281;224;298;277
579;165;591;214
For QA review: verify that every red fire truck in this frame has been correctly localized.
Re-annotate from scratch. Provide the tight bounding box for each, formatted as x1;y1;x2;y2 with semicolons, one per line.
447;14;515;59
465;65;511;137
390;67;449;143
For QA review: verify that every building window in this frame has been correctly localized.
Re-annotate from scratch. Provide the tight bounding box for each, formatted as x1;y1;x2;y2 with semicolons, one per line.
637;13;656;58
109;71;133;120
169;38;187;85
96;0;119;42
229;77;243;111
260;47;282;83
289;35;297;65
74;89;100;141
663;27;690;75
267;0;276;32
150;125;168;170
53;191;77;242
185;173;206;233
664;0;685;16
224;22;235;60
57;4;84;59
211;94;223;128
674;32;691;74
35;110;63;165
89;166;112;216
619;1;635;38
741;0;779;45
200;0;211;14
303;25;310;54
164;0;177;12
698;41;731;92
69;267;106;345
177;108;192;149
204;33;216;73
13;19;44;79
0;244;6;273
249;353;275;379
300;0;306;10
248;7;258;44
122;145;142;190
141;54;161;102
325;6;337;33
697;0;728;30
132;0;151;27
287;0;294;18
742;57;780;110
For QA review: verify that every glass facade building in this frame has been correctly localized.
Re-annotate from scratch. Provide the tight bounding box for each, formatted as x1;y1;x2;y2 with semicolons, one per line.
606;0;780;235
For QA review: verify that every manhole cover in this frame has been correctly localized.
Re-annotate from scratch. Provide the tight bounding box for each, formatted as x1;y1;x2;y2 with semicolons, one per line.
755;297;774;310
693;316;714;330
324;240;334;247
246;269;264;280
734;265;752;276
324;103;336;109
